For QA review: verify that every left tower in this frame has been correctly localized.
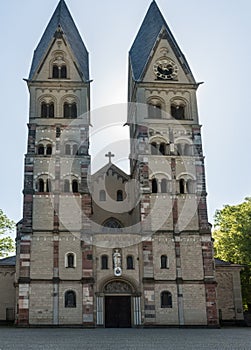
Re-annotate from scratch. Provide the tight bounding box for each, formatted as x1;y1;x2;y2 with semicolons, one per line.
16;0;93;326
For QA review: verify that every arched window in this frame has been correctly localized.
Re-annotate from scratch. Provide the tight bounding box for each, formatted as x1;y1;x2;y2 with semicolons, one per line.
148;103;162;118
160;255;168;269
65;144;71;155
152;178;158;193
64;180;70;192
127;255;134;270
176;144;183;156
72;144;78;156
159;143;166;155
41;102;47;118
151;142;158;155
187;179;194;194
52;65;59;79
184;144;192;156
41;102;54;118
46;145;52;155
72;180;79;193
61;65;67;79
103;218;122;229
117;190;123;201
101;255;108;270
65;290;76;308
64;102;77;118
99;190;106;201
38;179;44;192
67;253;75;268
171;104;185;120
161;179;168;193
38;144;45;155
46;179;52;193
161;291;172;308
179;179;185;194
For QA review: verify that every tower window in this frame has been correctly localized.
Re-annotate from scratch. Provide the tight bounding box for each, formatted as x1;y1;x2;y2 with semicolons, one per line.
152;178;158;193
72;144;78;155
99;190;106;201
53;64;67;79
148;103;162;119
64;180;70;192
159;143;166;155
65;144;71;155
151;142;158;155
171;104;185;120
64;102;77;118
46;145;52;155
187;179;194;194
41;102;54;118
160;255;168;269
72;180;79;193
127;255;134;270
65;290;76;308
179;179;185;194
38;179;44;192
161;179;168;193
66;253;75;268
117;190;123;201
46;179;52;192
101;255;108;270
38;144;45;155
161;291;172;308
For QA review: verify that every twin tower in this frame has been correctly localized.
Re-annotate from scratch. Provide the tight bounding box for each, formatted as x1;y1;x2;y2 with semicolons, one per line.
16;0;218;327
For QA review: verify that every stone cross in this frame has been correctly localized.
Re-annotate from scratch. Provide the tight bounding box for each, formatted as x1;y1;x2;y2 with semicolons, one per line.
105;151;115;163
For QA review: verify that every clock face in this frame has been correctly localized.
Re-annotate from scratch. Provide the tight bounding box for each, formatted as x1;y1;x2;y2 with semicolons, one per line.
153;59;178;80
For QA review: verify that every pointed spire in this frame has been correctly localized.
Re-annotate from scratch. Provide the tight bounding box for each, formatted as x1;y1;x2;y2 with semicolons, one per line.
129;1;194;81
29;0;89;81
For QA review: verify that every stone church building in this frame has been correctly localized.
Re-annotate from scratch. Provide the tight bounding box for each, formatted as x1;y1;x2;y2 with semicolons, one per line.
0;0;244;327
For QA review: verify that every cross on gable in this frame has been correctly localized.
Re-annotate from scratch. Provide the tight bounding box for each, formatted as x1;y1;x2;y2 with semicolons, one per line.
105;151;115;163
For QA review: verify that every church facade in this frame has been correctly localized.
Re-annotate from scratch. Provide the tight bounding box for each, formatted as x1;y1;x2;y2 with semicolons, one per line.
13;0;244;327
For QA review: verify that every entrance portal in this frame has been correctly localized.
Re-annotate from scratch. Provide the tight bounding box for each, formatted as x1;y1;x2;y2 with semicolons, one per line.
105;296;131;328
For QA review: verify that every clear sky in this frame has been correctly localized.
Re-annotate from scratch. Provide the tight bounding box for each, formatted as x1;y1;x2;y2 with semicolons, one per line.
0;0;250;228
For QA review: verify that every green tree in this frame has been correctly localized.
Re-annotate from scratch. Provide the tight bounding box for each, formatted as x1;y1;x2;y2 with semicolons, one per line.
0;209;15;257
213;197;251;308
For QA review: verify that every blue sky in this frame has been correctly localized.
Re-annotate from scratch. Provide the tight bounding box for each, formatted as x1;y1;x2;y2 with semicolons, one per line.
0;0;250;227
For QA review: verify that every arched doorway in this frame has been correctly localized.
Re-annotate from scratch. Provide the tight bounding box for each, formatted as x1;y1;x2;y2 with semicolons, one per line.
104;281;132;328
96;279;141;328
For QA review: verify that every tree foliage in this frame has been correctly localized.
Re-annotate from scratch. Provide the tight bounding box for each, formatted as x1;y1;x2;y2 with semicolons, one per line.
213;197;251;307
0;209;15;257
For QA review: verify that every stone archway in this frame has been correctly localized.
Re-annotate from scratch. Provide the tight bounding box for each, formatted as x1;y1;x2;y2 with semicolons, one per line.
104;281;133;328
96;279;141;328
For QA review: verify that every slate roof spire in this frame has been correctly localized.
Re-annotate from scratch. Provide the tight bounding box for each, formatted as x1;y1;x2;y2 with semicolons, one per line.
129;0;194;82
28;0;89;82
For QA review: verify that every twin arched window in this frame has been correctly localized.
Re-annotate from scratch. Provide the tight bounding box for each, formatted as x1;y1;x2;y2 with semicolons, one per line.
148;102;162;119
53;64;67;79
151;142;168;156
64;102;77;118
37;144;52;156
37;178;52;193
41;102;54;118
64;179;79;193
152;178;169;194
179;178;195;194
171;104;185;120
176;143;193;156
161;291;172;308
65;143;79;156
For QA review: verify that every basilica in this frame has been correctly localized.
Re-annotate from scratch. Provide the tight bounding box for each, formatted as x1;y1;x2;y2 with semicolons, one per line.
0;0;244;327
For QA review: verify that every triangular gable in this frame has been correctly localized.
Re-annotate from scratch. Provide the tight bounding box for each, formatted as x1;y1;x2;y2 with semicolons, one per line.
28;0;89;82
92;163;130;183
